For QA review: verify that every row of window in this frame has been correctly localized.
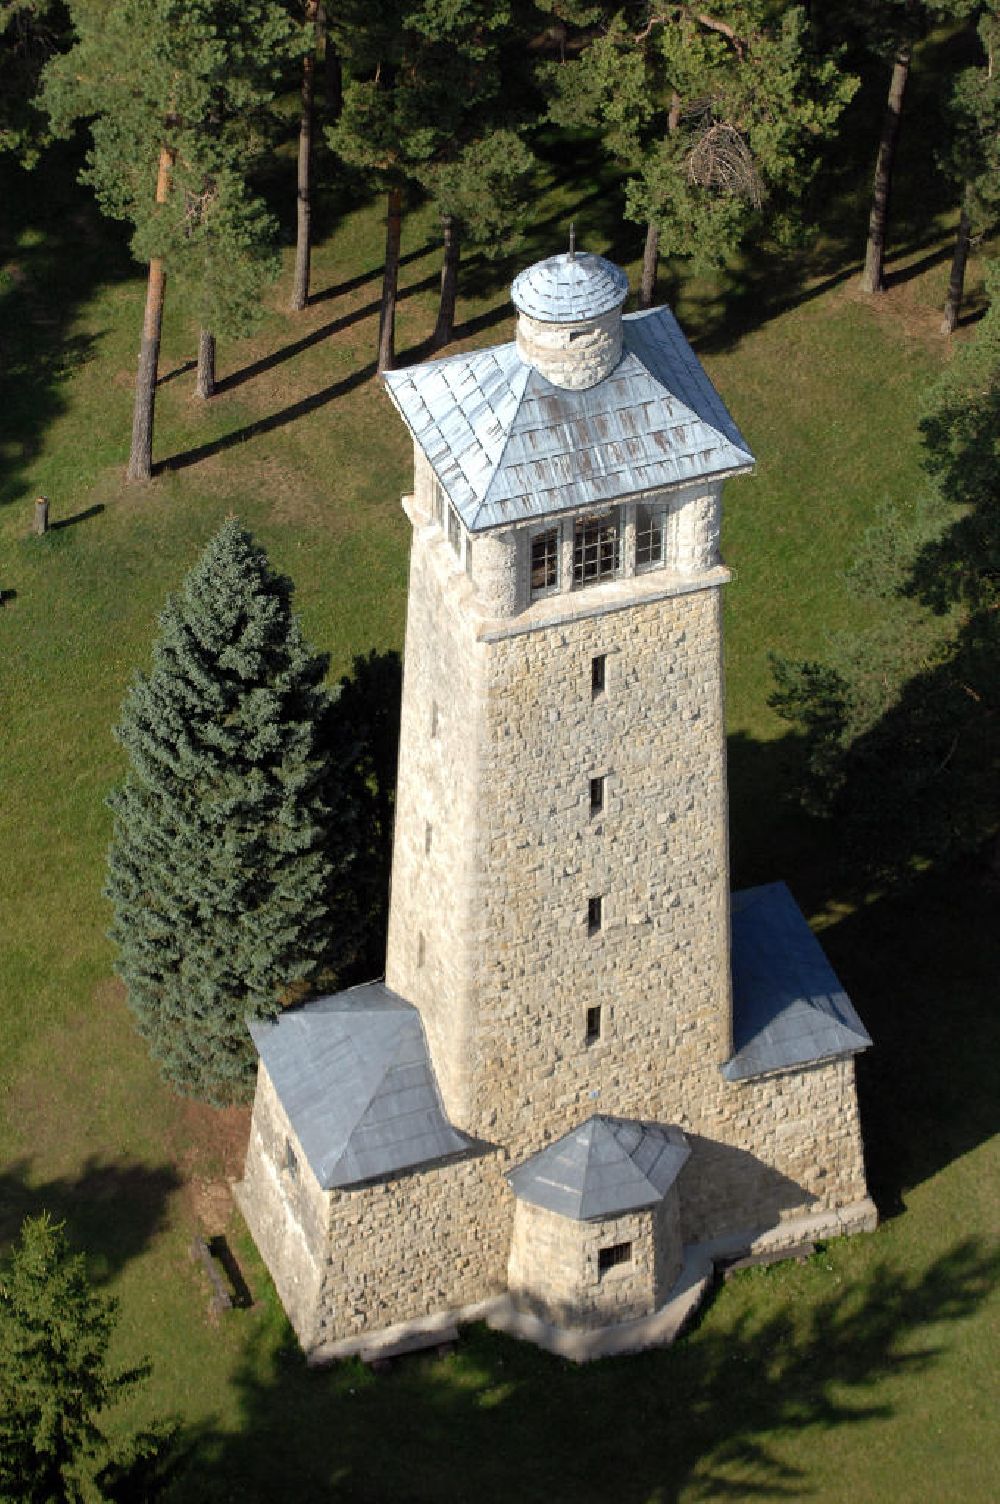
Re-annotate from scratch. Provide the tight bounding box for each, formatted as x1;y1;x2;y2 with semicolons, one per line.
530;503;668;600
435;477;670;604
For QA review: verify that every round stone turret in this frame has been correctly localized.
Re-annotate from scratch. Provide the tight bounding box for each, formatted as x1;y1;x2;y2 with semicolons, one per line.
512;251;629;391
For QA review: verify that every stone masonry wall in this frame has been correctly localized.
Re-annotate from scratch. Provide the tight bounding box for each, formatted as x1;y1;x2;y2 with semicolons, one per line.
507;1200;659;1328
238;1068;330;1349
313;1151;512;1346
469;584;733;1149
515;308;623;390
385;518;482;1123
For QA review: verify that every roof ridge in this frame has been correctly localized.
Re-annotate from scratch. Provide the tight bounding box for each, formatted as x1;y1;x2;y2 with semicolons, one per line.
470;356;533;528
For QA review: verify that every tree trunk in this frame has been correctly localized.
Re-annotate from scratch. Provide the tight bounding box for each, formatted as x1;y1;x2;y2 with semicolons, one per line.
319;3;342;120
378;185;402;373
940;194;972;335
432;215;460;350
127;145;174;483
861;42;911;296
640;221;659;309
196;329;216;398
290;0;319;312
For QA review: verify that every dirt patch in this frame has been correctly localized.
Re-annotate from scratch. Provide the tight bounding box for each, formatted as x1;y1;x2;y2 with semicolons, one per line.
189;1175;236;1232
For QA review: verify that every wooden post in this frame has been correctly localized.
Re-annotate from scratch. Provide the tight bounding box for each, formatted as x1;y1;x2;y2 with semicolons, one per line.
34;496;49;535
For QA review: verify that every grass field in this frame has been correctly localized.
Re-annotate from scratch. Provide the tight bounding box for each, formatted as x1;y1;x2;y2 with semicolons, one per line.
1;40;998;1504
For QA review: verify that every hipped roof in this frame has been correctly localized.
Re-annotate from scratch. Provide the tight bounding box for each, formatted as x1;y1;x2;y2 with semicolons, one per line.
723;882;872;1082
249;983;471;1189
383;305;753;534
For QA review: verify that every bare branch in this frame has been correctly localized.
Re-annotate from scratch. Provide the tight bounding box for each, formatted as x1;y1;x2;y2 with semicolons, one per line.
635;7;747;62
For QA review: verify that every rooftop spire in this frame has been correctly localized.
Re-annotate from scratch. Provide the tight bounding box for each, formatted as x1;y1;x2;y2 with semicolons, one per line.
568;221;576;259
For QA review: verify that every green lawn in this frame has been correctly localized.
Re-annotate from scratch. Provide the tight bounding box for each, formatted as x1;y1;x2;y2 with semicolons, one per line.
1;58;998;1503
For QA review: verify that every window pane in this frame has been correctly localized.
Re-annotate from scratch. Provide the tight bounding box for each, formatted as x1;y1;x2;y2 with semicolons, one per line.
530;528;559;594
636;502;666;569
573;512;620;585
447;504;461;556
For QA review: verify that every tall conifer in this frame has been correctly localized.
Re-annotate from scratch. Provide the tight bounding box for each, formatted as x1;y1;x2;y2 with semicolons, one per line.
105;520;342;1104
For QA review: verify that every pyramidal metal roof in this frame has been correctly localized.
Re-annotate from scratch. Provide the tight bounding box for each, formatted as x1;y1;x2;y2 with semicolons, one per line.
249;983;471;1189
723;883;872;1082
508;1115;691;1222
383;305;754;533
511;251;629;321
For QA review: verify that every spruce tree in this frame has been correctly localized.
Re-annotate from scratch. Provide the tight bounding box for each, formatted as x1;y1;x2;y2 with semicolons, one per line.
106;519;343;1104
0;1214;168;1504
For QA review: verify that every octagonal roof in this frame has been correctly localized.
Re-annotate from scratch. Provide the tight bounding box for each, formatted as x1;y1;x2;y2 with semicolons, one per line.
511;251;629;322
508;1115;690;1221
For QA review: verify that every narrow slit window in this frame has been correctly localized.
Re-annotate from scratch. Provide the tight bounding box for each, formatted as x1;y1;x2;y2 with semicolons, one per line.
588;895;603;935
425;822;433;855
284;1139;298;1180
591;654;606;698
589;775;605;816
598;1241;632;1276
431;701;439;738
417;931;426;967
585;1005;602;1045
530;527;560;596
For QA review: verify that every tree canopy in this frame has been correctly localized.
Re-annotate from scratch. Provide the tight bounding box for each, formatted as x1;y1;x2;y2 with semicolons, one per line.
542;3;857;302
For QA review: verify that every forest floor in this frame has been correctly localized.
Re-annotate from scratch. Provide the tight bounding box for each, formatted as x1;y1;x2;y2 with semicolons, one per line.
1;33;998;1504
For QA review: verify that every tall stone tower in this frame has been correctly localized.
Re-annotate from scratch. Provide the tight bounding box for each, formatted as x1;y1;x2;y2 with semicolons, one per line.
238;250;875;1363
383;251;748;1149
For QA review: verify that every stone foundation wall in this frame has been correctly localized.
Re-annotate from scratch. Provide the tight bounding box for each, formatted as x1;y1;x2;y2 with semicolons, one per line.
673;1056;871;1244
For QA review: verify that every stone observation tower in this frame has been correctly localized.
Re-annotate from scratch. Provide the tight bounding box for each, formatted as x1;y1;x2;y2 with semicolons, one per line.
238;250;875;1362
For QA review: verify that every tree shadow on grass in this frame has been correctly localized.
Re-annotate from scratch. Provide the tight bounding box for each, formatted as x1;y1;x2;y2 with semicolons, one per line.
309;241;437;307
0;144;133;509
156;361;378;475
168;1236;998;1503
725;730;1000;1222
0;1154;181;1286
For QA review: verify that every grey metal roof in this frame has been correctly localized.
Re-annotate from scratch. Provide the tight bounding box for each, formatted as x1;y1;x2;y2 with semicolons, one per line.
510;252;629;322
383;305;754;533
508;1115;690;1221
249;983;471;1189
723;883;872;1082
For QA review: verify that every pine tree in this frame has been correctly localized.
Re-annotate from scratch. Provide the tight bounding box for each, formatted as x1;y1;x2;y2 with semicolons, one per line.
41;0;293;477
0;1214;169;1504
328;0;520;370
542;4;856;307
938;5;1000;332
105;519;347;1104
